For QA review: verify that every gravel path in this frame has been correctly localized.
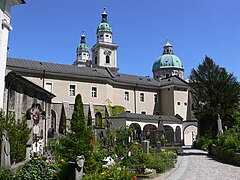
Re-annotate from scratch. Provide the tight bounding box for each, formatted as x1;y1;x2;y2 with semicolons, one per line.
156;149;240;180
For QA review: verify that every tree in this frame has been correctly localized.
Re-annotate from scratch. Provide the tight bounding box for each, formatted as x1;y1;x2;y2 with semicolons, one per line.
0;110;31;164
55;94;93;172
189;56;240;137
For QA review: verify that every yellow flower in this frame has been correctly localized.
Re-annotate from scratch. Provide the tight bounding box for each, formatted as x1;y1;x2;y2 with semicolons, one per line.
101;171;107;175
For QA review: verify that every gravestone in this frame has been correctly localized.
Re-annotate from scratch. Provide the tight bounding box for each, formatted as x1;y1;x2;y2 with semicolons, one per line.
1;130;11;167
142;140;150;154
155;141;161;153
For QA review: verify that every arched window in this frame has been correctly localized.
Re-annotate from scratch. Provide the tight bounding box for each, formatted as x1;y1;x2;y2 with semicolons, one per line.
106;55;110;64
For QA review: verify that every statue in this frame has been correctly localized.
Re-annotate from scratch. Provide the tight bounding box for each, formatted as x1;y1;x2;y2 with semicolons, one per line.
1;130;11;167
217;114;223;135
75;155;85;180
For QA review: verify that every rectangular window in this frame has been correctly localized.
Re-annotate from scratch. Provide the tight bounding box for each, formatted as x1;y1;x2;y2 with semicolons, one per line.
140;93;144;102
124;91;129;101
141;111;146;114
154;94;158;103
91;87;97;98
69;84;76;96
177;102;181;105
45;82;53;93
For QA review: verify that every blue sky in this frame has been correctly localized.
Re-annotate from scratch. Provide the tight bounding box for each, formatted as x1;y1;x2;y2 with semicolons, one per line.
9;0;240;80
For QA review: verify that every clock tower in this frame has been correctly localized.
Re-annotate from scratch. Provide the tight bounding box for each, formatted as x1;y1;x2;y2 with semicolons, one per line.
91;8;118;71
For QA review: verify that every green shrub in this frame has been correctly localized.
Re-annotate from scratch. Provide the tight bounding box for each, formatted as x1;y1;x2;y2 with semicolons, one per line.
146;150;176;173
0;167;14;180
82;166;134;180
192;137;213;152
14;158;56;180
0;111;31;164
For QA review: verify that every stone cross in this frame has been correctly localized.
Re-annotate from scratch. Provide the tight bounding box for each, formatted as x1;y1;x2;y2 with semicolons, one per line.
1;130;11;167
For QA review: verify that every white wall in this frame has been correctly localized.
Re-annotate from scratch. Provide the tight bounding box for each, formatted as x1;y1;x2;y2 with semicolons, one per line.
0;5;10;108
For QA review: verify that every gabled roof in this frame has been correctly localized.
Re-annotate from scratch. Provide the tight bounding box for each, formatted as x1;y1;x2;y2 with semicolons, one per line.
7;57;188;88
109;112;182;124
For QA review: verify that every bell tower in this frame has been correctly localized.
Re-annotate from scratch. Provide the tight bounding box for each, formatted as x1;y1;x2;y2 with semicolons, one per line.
73;31;91;67
91;8;118;71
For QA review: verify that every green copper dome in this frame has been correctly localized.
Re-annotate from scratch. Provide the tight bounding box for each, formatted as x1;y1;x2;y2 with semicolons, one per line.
152;40;184;71
77;43;89;52
97;22;112;33
77;33;89;52
152;54;183;71
97;8;112;33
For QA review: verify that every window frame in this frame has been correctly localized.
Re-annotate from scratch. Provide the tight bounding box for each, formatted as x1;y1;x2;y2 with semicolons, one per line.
45;82;53;93
124;91;130;101
140;93;145;102
91;86;98;98
69;84;76;96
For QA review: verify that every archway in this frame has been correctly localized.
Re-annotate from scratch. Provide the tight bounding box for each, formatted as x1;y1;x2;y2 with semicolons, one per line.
184;125;197;146
143;124;157;145
129;123;141;142
164;125;174;146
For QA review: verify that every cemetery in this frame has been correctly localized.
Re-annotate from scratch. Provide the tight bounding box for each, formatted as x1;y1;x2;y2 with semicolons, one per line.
0;94;178;179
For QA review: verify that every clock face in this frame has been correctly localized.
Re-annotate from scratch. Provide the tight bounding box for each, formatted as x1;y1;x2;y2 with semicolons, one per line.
104;50;112;55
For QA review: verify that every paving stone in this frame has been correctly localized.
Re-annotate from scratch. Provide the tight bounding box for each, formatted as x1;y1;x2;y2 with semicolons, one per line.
155;149;240;180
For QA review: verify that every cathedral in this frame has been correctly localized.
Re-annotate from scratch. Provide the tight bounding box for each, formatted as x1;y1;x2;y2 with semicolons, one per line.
3;8;197;146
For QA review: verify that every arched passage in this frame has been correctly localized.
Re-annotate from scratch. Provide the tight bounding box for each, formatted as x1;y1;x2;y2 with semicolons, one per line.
184;125;197;146
143;124;157;145
164;125;174;146
129;123;141;142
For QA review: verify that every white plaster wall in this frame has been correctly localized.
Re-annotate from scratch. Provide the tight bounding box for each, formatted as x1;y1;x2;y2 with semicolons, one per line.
112;87;135;112
25;76;159;115
98;47;117;68
136;91;156;114
0;10;10;108
174;90;188;120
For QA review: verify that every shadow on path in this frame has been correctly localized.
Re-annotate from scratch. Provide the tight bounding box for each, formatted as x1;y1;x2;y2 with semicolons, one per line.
182;148;240;167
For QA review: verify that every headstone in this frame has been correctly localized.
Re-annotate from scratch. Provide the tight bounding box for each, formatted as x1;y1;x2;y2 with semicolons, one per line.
142;140;150;154
1;130;11;167
155;141;161;153
75;155;85;180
